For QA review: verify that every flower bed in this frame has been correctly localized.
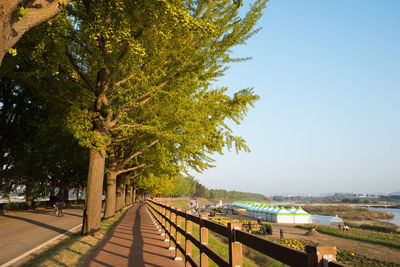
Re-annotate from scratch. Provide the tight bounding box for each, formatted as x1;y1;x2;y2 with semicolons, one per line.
209;217;271;234
266;237;397;266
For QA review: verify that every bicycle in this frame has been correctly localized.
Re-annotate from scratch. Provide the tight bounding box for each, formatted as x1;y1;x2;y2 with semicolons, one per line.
55;202;64;216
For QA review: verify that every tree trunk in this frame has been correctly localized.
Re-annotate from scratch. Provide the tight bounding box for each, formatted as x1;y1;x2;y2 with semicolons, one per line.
0;50;6;67
82;149;105;236
0;149;6;192
75;187;80;200
25;181;32;207
115;175;126;212
132;187;137;204
63;179;69;202
104;170;117;219
125;185;132;206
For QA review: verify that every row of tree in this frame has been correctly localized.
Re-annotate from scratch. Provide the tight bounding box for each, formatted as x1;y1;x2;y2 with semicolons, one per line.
153;175;266;201
0;0;267;235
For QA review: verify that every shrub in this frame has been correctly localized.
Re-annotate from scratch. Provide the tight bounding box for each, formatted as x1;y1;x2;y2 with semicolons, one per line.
1;201;30;211
261;223;273;235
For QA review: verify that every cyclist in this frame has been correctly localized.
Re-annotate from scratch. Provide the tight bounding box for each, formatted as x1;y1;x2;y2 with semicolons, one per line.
56;200;64;216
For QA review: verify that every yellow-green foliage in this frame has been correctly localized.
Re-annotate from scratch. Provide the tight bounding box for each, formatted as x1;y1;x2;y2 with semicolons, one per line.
17;6;29;20
8;48;17;56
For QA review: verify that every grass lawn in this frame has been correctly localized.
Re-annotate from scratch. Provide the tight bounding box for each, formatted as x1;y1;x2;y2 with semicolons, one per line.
171;199;190;210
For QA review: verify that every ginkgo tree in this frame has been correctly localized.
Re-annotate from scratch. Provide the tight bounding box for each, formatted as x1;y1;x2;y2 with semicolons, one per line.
29;0;266;235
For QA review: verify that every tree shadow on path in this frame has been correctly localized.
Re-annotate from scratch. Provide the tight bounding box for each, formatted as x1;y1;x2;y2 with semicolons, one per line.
1;214;74;234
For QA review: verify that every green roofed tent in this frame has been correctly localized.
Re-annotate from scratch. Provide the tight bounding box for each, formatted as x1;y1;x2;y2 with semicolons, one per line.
271;206;293;223
293;206;311;224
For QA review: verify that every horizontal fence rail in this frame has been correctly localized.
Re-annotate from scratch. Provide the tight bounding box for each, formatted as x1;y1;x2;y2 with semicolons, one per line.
146;199;348;267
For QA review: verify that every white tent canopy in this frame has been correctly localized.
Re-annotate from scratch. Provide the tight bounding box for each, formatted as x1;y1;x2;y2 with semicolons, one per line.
293;206;311;224
275;207;294;223
310;215;343;226
236;201;343;226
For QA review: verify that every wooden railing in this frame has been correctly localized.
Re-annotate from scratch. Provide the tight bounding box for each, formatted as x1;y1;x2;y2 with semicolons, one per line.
146;199;348;267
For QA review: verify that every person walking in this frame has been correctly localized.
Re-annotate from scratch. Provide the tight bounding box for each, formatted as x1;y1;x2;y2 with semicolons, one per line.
280;228;284;239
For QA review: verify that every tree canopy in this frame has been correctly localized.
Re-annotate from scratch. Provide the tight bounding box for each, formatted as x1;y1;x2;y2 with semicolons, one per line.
1;0;267;235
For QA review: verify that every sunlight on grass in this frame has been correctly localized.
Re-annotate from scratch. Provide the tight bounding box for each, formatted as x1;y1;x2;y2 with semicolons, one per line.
171;199;189;210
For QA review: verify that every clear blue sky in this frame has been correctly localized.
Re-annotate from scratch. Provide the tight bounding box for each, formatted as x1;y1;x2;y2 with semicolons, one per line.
194;0;400;195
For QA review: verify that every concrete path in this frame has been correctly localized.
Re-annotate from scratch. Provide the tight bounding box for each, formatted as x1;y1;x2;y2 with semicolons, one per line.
88;204;184;267
0;207;83;266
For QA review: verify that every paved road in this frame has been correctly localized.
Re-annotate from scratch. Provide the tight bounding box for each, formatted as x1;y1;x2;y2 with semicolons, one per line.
0;207;83;266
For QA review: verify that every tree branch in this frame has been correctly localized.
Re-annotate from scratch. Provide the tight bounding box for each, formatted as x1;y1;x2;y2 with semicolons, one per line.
117;164;146;175
65;49;96;92
119;139;159;168
105;42;130;89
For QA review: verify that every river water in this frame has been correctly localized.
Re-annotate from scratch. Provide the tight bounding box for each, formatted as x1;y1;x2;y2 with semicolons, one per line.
368;207;400;227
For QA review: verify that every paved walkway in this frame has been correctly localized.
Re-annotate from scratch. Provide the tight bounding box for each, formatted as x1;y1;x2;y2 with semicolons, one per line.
88;204;184;267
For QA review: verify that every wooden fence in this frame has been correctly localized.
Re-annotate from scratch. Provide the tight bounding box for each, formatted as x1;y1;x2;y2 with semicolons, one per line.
146;199;348;267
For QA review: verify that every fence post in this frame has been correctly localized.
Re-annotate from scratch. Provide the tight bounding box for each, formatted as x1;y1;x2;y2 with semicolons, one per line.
305;244;337;267
229;222;243;267
175;208;183;261
185;211;192;267
156;203;162;232
200;214;208;267
151;202;160;230
160;204;166;236
169;208;176;250
164;206;171;242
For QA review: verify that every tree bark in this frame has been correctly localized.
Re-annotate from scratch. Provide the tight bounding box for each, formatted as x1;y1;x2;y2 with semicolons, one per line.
125;185;132;206
75;187;80;200
115;175;125;212
82;149;105;236
103;170;117;219
63;179;69;202
0;0;72;65
25;181;32;207
132;187;137;204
